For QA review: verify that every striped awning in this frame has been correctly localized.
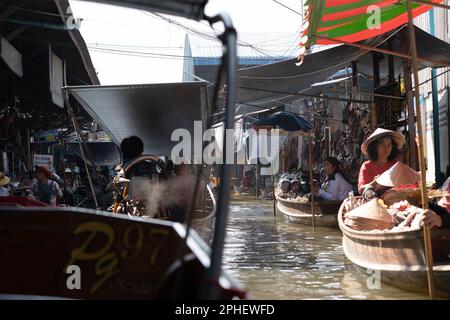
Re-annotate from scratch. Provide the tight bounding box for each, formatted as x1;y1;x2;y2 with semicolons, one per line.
298;0;442;63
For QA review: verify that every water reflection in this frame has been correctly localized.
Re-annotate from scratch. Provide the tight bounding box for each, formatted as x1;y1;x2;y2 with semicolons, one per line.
223;197;427;300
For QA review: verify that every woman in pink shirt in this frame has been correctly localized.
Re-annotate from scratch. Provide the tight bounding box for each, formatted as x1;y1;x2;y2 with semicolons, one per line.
358;128;405;197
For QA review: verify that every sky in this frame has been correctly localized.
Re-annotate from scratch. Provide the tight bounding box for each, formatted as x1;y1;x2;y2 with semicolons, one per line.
69;0;303;85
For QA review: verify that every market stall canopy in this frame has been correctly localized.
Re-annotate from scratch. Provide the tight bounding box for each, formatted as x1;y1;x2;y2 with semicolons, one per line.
77;0;208;20
298;0;442;61
252;111;313;133
237;26;450;107
65;82;208;156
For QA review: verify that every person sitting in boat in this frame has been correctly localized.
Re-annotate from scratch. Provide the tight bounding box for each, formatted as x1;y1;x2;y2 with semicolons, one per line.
30;165;63;206
62;167;79;206
358;128;405;200
118;135;166;178
420;207;450;230
311;156;353;201
113;135;171;216
0;171;11;197
421;174;450;229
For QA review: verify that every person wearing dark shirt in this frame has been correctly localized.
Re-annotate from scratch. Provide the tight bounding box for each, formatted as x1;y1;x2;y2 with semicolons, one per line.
420;206;450;229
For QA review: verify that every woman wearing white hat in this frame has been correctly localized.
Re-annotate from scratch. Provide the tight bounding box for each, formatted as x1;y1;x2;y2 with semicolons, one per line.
358;128;405;197
0;172;11;197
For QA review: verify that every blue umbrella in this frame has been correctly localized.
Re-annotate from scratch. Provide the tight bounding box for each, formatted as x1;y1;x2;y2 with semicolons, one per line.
252;111;313;133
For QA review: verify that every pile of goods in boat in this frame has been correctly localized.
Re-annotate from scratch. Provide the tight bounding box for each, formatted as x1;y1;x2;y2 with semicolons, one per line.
344;198;395;231
343;197;426;233
341;162;441;232
381;185;422;206
276;170;312;201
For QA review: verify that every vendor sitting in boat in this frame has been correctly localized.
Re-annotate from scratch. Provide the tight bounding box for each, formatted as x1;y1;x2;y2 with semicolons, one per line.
112;135;166;215
358;128;405;200
311;156;353;201
422;178;450;229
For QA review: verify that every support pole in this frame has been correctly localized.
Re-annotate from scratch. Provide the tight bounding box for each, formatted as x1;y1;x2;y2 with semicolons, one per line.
204;13;237;299
388;38;395;84
372;52;381;89
351;61;358;88
324;127;331;157
26;129;31;172
62;90;99;209
429;8;442;187
272;174;276;217
370;102;377;130
403;57;419;170
255;163;259;199
406;0;435;300
308;133;315;229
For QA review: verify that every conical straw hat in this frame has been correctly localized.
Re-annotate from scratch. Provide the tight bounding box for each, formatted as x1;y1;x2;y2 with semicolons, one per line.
361;128;405;156
375;162;420;187
346;199;394;225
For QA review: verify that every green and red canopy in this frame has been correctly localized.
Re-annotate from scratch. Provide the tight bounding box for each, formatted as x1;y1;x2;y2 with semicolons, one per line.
298;0;442;62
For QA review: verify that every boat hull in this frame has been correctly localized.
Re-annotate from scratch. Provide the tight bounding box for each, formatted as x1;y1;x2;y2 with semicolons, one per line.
276;195;341;227
0;206;238;299
338;199;450;298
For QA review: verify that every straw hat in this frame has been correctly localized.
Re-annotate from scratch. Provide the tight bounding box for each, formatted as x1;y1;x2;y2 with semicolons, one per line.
375;162;420;187
0;172;10;187
361;128;405;157
35;165;52;179
345;199;395;231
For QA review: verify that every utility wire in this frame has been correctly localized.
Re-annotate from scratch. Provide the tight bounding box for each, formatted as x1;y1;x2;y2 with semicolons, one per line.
272;0;303;16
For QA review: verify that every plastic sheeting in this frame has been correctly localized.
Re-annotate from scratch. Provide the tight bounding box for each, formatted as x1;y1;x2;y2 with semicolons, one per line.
1;37;23;77
237;26;450;107
78;0;208;20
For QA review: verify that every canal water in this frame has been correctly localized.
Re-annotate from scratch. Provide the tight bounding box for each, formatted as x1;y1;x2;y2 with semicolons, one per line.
222;196;428;300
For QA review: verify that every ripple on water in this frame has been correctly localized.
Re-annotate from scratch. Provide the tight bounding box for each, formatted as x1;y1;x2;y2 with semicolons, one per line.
224;197;430;300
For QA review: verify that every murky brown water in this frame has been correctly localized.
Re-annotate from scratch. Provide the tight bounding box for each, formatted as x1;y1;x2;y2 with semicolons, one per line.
222;196;427;300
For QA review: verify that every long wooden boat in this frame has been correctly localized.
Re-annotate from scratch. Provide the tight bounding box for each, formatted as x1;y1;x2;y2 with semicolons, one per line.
276;193;341;227
338;200;450;298
0;205;242;299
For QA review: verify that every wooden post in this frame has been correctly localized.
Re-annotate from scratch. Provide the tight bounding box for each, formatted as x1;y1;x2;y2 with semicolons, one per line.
388;38;395;84
272;174;276;217
402;57;419;170
351;61;358;88
324;127;331;157
406;0;435;300
63;91;99;209
370;102;377;130
372;52;381;89
255;163;258;200
26;129;31;172
308;133;315;229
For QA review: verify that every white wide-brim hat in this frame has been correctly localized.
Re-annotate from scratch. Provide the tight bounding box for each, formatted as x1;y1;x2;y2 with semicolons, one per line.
361;128;405;157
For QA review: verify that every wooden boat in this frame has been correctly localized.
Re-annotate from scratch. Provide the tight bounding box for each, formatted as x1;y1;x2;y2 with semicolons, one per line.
0;0;244;300
338;199;450;298
276;193;341;227
0;205;242;299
